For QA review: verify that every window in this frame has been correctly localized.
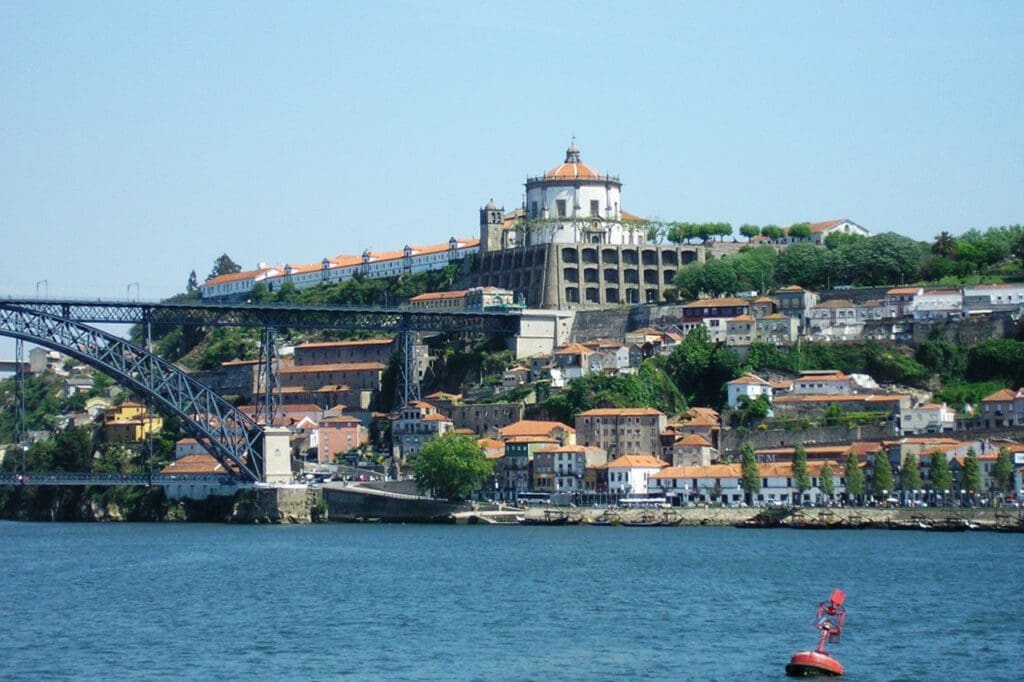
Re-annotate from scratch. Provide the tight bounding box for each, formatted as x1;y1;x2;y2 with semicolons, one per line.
556;199;567;218
531;201;538;217
590;200;600;217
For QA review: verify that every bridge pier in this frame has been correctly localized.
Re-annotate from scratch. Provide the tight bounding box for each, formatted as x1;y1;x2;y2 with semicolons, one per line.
263;426;292;484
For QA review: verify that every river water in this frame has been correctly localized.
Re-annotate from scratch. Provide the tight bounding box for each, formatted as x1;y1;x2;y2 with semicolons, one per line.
1;522;1021;681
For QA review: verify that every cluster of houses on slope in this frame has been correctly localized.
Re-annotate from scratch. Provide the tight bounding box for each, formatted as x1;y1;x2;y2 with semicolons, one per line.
647;283;1024;349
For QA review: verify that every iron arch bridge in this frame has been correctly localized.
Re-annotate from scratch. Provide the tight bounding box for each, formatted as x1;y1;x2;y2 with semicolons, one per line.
0;305;265;482
0;298;523;483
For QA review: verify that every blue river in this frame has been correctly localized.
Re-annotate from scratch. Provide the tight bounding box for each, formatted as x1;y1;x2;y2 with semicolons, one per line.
1;522;1020;681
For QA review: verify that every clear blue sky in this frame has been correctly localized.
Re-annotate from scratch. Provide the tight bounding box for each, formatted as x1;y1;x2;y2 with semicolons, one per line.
1;1;1021;303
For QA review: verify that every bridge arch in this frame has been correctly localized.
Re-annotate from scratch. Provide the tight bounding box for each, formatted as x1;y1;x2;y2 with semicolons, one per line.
0;305;264;482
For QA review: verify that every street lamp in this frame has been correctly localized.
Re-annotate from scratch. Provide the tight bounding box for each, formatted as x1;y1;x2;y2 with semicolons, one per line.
126;282;140;300
944;489;950;508
35;280;48;298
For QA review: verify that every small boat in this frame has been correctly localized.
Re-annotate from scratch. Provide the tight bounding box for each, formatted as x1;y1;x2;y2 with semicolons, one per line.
589;512;621;526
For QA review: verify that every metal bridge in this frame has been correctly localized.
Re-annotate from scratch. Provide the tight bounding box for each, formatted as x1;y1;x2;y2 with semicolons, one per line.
0;471;237;487
0;297;520;334
0;298;521;484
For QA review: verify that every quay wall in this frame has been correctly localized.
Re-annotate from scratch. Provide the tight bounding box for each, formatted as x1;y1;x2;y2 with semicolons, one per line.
323;484;466;522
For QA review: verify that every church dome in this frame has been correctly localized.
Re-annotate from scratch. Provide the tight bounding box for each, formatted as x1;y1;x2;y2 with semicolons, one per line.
544;144;602;181
484;198;501;210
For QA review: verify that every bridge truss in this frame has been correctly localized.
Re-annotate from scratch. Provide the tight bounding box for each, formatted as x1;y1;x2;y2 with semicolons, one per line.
0;305;265;482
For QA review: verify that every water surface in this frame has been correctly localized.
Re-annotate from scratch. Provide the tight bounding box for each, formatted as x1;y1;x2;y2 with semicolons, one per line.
1;522;1020;680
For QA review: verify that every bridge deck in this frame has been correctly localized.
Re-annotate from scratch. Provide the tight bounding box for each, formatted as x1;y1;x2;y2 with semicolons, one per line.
0;472;250;487
0;298;520;333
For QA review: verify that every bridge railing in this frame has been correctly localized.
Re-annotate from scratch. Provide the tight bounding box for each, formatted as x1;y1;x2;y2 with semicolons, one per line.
0;472;251;487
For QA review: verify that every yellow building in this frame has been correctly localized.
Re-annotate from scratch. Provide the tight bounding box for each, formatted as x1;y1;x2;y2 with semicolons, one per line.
103;401;163;442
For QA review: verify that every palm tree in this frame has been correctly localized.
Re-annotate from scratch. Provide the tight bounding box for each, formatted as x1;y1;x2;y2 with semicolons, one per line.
932;231;956;258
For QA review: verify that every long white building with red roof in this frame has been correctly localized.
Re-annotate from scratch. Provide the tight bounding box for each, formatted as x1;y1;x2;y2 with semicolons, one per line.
200;236;479;300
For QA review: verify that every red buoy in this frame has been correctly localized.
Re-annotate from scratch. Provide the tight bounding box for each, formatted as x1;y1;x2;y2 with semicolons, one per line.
785;589;847;677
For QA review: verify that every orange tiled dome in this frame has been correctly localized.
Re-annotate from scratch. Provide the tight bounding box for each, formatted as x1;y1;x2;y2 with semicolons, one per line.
544;144;602;180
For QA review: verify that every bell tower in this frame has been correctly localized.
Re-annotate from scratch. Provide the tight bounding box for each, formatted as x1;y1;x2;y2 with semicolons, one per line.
479;198;504;253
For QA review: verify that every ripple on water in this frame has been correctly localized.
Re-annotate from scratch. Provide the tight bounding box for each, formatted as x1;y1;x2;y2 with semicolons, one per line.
0;524;1021;680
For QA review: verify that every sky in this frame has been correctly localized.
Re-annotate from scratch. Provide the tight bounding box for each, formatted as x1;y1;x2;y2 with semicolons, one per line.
1;0;1021;309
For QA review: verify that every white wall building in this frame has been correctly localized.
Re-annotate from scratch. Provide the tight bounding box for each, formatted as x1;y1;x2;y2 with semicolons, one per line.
726;373;773;409
200;238;478;300
808;219;872;246
606;454;668;496
911;290;963;320
900;403;956;435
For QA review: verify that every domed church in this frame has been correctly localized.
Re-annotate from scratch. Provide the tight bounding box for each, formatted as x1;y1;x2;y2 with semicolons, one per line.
474;144;704;309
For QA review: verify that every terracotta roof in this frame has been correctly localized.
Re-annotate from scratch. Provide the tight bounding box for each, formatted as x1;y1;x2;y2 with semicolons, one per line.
425;391;462;401
534;445;590;454
982;389;1018;402
815;299;855;308
503;435;559;444
607;454;669;469
544;159;603;181
499;420;575;438
653;464;742;479
554;343;597;356
578;407;664;417
296;338;393;349
408;290;467;302
202;267;279;287
160;454;235;475
808;219;848;234
681;297;750;309
674;434;713;447
779;285;805;292
795;372;848;382
728;373;770;386
678;415;719;427
422;413;452;422
280;362;386;374
886;287;921;295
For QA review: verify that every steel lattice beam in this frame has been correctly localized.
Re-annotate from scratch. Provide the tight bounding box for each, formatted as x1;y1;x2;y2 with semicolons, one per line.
0;307;264;482
0;298;521;334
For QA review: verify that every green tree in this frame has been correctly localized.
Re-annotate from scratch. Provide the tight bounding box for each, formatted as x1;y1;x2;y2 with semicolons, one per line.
207;254;242;281
929;451;953;498
186;270;199;293
822;404;844;426
775;243;829;289
844;453;865;504
792;443;811;501
760;225;785;241
412;432;492;501
788;223;812;241
871;451;894;499
961;449;983;496
740;442;761;505
739;224;760;241
900;453;923;493
666;326;742;408
931;231;956;257
1013;231;1024;267
993;447;1014;494
819;461;836;502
